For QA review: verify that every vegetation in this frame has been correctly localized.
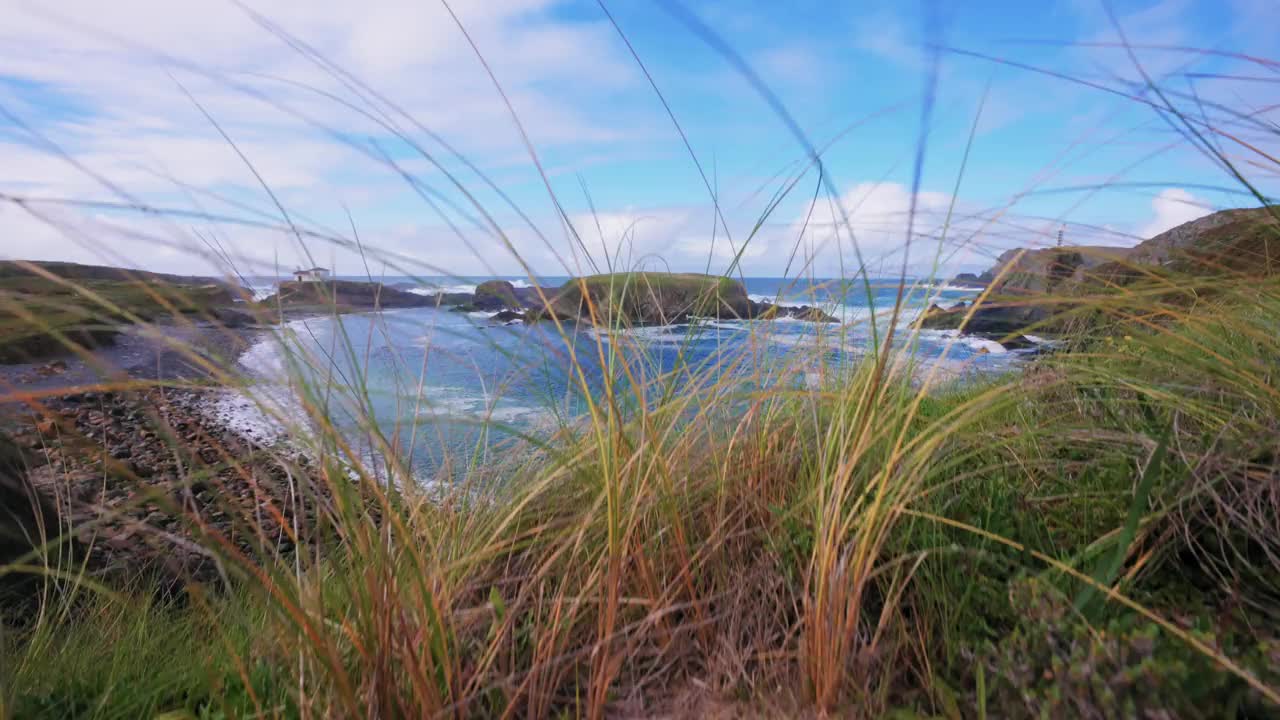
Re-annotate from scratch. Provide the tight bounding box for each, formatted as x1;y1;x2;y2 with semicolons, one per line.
2;223;1279;717
0;268;240;363
1;16;1279;720
536;272;753;325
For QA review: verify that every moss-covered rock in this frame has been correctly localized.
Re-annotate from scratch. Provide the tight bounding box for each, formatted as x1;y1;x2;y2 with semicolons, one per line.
259;280;436;313
529;272;752;326
926;207;1280;341
472;280;522;311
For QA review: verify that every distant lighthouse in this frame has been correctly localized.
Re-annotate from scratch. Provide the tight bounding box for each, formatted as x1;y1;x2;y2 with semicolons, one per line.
1056;224;1065;247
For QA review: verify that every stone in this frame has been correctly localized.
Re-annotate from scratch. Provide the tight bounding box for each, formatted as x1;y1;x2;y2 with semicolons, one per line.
472;280;522;311
34;360;69;377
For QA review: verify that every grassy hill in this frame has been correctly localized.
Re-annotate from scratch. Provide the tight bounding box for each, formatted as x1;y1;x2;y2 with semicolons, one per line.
0;266;241;363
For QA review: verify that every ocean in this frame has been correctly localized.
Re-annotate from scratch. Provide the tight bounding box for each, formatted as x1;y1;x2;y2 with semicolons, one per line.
224;276;1033;481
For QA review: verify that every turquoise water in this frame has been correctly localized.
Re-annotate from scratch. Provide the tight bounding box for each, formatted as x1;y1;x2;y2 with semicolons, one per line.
229;276;1029;479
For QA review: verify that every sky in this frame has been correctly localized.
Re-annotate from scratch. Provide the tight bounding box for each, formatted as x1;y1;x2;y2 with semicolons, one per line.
0;0;1277;279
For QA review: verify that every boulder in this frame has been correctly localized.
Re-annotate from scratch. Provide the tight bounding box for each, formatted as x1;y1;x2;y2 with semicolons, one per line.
748;300;839;323
34;360;69;377
472;280;522;311
532;273;754;326
210;306;256;329
998;334;1039;351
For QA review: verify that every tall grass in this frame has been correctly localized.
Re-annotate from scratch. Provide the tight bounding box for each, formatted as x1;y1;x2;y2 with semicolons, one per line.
1;5;1279;718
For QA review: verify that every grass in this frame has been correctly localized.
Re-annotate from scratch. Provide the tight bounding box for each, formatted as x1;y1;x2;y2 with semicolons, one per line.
1;12;1279;719
0;274;238;363
4;273;1278;717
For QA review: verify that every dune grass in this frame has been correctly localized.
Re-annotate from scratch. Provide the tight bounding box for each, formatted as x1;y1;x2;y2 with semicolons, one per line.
2;265;1278;717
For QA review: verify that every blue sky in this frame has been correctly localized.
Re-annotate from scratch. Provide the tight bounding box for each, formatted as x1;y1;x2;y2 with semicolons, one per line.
0;0;1276;278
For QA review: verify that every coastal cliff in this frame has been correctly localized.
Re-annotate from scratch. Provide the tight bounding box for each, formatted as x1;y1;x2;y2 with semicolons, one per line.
919;206;1280;340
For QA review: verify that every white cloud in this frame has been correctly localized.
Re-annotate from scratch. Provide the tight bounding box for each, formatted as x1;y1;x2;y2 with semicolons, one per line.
0;0;665;273
782;182;958;272
1137;188;1212;239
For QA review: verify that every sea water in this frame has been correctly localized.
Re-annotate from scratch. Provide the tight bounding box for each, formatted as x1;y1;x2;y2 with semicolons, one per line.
223;276;1032;481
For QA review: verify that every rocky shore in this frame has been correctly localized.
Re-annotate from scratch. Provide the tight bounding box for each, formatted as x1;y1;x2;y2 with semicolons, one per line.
0;304;329;600
919;207;1280;344
4;386;332;598
426;275;842;325
259;274;842;326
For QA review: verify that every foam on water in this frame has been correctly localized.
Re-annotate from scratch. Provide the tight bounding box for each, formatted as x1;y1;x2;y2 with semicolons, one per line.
203;319;314;446
408;278;537;296
249;284;278;301
916;328;1008;354
197;277;1030;487
414;384;550;426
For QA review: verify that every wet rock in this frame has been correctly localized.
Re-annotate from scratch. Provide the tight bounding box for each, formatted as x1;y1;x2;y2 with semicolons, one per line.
34;360;69;377
999;335;1040;351
473;280;523;311
8;386;339;596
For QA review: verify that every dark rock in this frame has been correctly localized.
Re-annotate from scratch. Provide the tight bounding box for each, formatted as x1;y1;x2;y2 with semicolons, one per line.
430;292;475;306
472;280;522;311
491;309;524;323
210;306;256;328
998;335;1039;351
258;280;437;313
950;272;987;288
533;273;754;326
33;360;69;377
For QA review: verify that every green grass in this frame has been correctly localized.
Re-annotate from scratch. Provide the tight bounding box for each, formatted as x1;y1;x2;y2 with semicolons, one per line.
2;588;290;719
5;247;1280;717
0;276;236;363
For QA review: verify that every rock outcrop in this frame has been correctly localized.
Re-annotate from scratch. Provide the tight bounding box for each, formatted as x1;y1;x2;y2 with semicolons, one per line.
919;206;1280;341
7;389;339;595
529;273;754;326
428;274;840;326
950;272;987;288
259;280;437;312
472;280;522;311
1098;207;1280;281
1;267;253;364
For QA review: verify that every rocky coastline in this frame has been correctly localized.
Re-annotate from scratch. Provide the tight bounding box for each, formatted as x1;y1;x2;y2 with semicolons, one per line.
0;297;330;600
4;387;330;597
22;212;1270;598
258;274;843;326
918;206;1280;346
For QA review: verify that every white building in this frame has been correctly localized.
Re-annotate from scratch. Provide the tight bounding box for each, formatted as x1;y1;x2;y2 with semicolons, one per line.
292;267;330;282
